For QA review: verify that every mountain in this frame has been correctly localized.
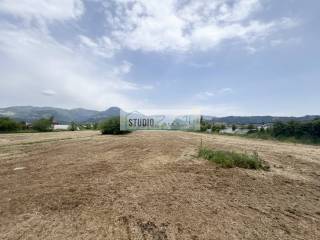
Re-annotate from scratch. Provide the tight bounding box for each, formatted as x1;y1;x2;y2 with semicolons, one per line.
205;115;320;125
85;107;121;122
0;106;99;123
0;106;319;124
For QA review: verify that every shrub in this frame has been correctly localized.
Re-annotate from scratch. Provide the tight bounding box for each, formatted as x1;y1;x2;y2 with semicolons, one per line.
200;117;211;132
99;117;129;135
0;117;21;132
198;147;269;170
211;123;225;132
68;122;77;131
32;117;53;132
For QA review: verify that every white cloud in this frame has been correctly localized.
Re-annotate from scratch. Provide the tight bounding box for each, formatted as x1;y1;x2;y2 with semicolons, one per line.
0;0;84;22
218;88;233;94
203;104;248;116
114;61;133;75
188;61;215;68
217;0;261;22
0;25;150;110
195;88;233;100
79;35;120;58
102;0;298;52
270;37;301;47
0;0;302;113
187;103;248;117
246;46;258;54
42;89;56;96
195;91;215;100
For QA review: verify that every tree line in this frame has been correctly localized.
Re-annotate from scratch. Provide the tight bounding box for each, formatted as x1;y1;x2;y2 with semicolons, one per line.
271;119;320;142
200;117;320;144
0;116;99;133
0;116;55;132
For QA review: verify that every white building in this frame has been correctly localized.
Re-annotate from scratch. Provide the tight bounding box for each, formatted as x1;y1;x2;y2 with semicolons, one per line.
53;124;69;130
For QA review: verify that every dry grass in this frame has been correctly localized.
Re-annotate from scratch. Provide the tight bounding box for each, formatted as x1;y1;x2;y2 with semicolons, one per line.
0;130;319;240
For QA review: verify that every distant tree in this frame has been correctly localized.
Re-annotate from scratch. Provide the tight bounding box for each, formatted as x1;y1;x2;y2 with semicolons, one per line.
69;122;77;131
245;119;320;144
0;117;21;132
100;117;129;135
32;117;53;132
312;119;320;138
211;123;218;132
248;124;256;130
19;121;27;130
200;116;211;132
211;123;226;132
232;124;237;131
272;122;286;137
247;124;257;134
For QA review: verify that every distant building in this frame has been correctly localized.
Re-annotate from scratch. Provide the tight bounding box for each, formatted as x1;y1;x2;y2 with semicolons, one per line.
257;124;271;130
53;124;69;130
220;128;249;135
219;128;233;134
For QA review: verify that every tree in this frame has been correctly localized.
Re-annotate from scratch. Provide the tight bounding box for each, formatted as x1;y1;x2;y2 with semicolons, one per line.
100;117;129;135
312;119;320;138
0;117;21;132
32;117;53;132
247;124;257;134
200;116;211;132
232;124;237;131
69;122;77;131
211;123;218;132
248;124;256;130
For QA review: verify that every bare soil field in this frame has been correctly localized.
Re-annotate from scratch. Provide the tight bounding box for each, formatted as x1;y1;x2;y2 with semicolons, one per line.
0;130;319;240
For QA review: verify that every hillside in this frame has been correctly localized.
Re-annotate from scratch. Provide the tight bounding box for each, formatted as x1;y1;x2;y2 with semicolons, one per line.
0;106;119;123
204;115;320;124
0;106;319;124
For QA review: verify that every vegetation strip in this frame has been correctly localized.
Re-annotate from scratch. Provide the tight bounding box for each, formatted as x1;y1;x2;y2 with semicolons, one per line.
198;147;269;170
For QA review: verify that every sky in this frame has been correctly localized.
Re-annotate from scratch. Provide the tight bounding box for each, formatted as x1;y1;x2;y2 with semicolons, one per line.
0;0;319;116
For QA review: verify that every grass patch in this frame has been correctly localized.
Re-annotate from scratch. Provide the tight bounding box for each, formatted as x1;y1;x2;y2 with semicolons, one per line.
198;147;269;170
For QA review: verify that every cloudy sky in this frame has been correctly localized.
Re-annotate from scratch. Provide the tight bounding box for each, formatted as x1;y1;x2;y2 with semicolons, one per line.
0;0;319;116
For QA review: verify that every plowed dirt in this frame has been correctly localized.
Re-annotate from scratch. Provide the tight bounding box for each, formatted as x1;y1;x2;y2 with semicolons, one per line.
0;131;319;239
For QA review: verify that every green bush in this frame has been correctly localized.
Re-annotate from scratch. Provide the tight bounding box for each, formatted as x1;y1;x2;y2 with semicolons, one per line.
232;124;237;131
99;117;129;135
0;117;21;132
211;123;226;132
32;117;53;132
68;122;77;131
198;147;269;170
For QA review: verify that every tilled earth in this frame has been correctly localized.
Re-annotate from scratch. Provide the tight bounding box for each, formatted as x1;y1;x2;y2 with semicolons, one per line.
0;130;319;240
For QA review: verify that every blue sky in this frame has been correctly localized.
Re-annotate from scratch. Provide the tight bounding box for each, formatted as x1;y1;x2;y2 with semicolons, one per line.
0;0;319;116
